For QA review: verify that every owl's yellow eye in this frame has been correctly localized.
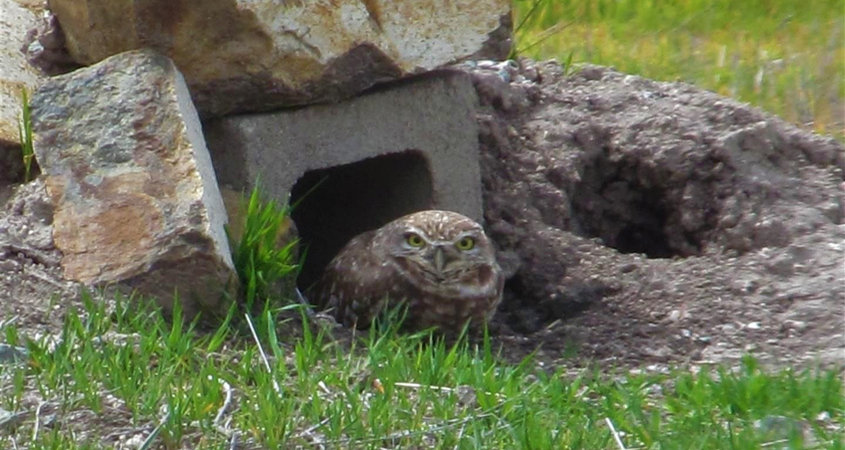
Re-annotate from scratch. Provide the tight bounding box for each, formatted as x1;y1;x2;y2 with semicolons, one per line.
406;233;425;247
456;237;475;251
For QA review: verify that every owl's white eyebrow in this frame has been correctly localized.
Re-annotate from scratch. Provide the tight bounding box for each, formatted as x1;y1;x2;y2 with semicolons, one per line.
404;227;426;235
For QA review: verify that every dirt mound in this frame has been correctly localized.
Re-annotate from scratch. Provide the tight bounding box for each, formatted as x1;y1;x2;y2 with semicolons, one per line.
467;60;844;368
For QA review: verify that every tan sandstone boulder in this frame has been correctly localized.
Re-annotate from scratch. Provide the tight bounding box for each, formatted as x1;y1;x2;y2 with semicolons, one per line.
47;0;512;117
30;49;235;320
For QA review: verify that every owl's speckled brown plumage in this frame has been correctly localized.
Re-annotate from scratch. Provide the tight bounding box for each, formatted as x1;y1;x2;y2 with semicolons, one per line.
310;210;504;333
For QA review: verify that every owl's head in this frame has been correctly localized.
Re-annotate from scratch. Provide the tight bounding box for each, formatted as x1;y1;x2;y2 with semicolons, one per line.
380;210;500;290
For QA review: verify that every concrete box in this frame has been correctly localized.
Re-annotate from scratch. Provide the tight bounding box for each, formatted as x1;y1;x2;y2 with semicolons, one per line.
204;70;483;288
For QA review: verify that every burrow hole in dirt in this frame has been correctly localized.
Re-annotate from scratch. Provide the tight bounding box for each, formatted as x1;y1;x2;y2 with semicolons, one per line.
290;150;434;291
570;150;703;259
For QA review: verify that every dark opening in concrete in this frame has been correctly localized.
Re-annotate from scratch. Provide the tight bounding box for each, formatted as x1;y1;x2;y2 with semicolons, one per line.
291;150;434;291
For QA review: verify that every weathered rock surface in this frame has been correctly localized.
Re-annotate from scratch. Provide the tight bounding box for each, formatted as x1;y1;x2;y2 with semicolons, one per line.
48;0;512;118
29;49;235;320
464;60;844;367
0;0;44;190
205;70;482;290
21;11;80;76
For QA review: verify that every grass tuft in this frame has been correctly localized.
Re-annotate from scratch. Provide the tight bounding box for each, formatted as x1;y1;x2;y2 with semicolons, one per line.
226;182;299;310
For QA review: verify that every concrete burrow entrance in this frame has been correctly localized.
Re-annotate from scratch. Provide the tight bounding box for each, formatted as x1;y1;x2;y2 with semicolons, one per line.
290;150;434;291
204;70;485;295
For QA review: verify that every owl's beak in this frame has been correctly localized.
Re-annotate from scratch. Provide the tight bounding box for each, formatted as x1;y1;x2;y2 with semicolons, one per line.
431;245;459;276
433;247;446;274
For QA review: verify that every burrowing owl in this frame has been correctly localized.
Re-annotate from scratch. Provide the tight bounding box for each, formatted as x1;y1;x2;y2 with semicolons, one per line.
310;210;504;334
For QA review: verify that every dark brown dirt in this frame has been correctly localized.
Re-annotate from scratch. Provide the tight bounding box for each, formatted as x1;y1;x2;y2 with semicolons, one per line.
464;59;844;370
0;180;79;339
1;59;843;374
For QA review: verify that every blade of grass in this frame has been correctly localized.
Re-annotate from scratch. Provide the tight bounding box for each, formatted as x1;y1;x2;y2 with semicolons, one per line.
18;88;36;182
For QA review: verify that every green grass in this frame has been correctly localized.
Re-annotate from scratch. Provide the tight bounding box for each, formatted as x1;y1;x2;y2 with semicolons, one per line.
226;183;299;310
0;291;842;449
513;0;844;140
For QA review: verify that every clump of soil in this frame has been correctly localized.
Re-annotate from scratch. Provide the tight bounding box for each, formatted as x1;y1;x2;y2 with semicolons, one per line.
0;180;79;335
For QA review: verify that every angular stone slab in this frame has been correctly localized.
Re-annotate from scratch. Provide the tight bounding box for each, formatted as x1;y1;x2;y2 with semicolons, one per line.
30;49;234;319
204;70;482;288
47;0;511;118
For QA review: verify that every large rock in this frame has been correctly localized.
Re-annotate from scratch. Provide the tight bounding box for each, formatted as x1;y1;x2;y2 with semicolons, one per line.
0;0;44;185
205;70;482;290
30;49;235;319
47;0;512;118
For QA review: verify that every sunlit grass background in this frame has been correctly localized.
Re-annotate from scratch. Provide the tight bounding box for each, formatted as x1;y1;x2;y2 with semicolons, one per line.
512;0;844;140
